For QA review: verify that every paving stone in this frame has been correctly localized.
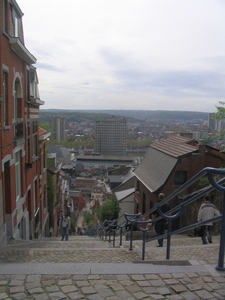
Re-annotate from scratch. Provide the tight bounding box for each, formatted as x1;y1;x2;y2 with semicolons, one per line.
213;276;225;283
10;292;28;299
149;294;164;299
207;282;221;290
33;293;49;300
164;278;179;285
180;291;200;300
75;280;89;287
159;273;172;279
156;287;171;295
119;280;133;286
136;280;151;287
11;275;26;281
42;279;56;286
60;285;78;293
125;284;141;293
98;288;114;298
81;286;96;295
67;291;85;299
0;288;6;294
49;291;67;299
186;283;202;291
171;284;187;293
179;277;193;284
28;287;44;295
58;279;72;286
87;294;104;300
142;286;157;294
211;291;225;300
132;291;149;299
167;295;183;300
216;289;225;297
87;275;100;280
115;289;133;299
115;274;130;281
172;273;186;279
9;280;24;286
93;283;108;290
145;275;159;280
105;296;120;300
26;281;41;289
26;275;41;282
131;275;145;281
202;276;214;283
149;279;165;287
9;286;25;294
0;293;8;300
109;283;124;292
195;289;214;299
46;286;60;292
72;275;87;281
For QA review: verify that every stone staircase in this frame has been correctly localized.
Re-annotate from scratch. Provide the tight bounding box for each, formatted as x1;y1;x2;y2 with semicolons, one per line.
1;233;221;266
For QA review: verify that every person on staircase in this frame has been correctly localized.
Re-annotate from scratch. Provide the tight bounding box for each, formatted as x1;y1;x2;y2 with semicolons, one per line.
60;214;70;241
197;196;220;244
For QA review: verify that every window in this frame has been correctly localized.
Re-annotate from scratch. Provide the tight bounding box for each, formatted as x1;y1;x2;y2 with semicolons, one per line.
3;71;9;125
14;16;18;37
175;171;187;185
15;151;21;200
14;78;21;119
32;135;37;158
3;0;9;34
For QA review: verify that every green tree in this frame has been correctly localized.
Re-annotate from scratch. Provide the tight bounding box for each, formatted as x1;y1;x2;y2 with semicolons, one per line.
214;101;225;121
84;211;94;228
39;120;50;132
98;195;120;222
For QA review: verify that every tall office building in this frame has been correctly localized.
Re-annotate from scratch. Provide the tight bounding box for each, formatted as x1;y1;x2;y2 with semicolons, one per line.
50;116;65;141
208;113;222;133
95;116;127;155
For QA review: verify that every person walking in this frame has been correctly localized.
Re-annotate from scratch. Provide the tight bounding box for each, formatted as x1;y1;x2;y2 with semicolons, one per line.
60;214;70;241
198;196;220;244
151;193;171;247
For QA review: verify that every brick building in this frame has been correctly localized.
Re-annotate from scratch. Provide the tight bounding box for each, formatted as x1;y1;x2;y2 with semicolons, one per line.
0;0;46;246
38;128;51;237
133;135;225;229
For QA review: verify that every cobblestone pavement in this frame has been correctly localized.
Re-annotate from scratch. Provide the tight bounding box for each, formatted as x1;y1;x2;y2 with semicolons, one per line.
0;234;224;299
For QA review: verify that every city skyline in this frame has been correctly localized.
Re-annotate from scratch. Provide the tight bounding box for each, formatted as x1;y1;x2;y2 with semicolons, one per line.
18;0;225;113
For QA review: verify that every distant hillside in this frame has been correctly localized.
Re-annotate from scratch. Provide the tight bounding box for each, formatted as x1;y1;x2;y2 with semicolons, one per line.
40;109;209;123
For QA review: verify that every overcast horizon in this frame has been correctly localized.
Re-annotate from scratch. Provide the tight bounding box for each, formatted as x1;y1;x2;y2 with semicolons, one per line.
18;0;225;113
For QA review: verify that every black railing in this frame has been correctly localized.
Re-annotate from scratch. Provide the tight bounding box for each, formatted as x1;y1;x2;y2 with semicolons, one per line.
94;167;225;271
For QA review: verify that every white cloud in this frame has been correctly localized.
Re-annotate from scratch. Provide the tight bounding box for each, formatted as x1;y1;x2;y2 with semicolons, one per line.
18;0;225;112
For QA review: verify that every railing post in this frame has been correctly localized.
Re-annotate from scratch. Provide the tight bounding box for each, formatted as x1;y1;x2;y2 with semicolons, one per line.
216;191;225;271
142;230;146;260
120;227;123;246
129;222;134;251
166;219;172;260
113;230;115;247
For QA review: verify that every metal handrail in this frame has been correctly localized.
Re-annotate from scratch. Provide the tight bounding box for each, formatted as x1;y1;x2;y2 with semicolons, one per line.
118;167;225;271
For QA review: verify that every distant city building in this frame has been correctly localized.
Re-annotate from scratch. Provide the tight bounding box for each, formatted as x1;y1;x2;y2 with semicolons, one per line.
95;116;127;155
50;116;65;141
193;131;201;140
208;113;216;132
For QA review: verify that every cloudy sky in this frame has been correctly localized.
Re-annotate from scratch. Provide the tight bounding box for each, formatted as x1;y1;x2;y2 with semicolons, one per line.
18;0;225;112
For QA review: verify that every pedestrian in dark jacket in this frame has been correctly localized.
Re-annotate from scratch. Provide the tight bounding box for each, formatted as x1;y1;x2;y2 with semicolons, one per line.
151;193;171;247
